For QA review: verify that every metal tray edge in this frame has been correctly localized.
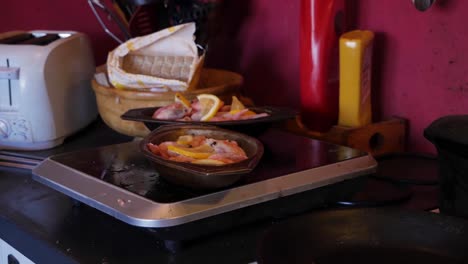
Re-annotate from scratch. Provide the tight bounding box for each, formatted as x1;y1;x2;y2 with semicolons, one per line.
32;155;377;228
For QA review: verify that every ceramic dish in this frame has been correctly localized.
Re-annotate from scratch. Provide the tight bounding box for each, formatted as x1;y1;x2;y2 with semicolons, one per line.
139;124;264;190
123;106;298;136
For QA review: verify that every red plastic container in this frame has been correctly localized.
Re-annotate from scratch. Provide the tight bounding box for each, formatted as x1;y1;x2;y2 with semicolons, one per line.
300;0;346;132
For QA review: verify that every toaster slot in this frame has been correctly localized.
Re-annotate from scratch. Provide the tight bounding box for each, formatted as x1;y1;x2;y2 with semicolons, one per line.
0;59;19;111
19;34;60;46
0;33;34;44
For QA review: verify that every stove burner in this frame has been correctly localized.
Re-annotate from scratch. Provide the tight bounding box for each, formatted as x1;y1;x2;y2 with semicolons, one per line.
49;129;369;204
335;177;413;207
32;128;377;239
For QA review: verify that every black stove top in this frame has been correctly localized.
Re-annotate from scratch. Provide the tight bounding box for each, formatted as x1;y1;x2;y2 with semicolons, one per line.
49;129;366;204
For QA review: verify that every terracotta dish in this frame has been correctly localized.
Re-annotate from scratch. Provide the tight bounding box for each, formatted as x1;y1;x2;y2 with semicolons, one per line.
140;124;264;190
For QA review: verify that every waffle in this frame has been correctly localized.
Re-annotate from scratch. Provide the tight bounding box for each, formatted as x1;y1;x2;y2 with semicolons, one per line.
106;22;203;91
122;54;195;82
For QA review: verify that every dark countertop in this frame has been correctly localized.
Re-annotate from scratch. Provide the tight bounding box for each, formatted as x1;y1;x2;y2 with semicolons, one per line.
0;118;440;264
0;166;269;264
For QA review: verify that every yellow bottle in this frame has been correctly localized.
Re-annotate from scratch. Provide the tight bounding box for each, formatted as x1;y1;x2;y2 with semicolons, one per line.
338;30;374;127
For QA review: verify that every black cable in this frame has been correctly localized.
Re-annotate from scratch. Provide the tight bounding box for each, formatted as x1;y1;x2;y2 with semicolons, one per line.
370;174;439;186
373;152;440;186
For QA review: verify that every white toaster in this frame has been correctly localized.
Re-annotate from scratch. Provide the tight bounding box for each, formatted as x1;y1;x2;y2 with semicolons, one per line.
0;30;98;150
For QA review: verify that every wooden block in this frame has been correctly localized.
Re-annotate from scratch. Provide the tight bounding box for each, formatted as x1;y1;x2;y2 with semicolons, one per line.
281;117;407;156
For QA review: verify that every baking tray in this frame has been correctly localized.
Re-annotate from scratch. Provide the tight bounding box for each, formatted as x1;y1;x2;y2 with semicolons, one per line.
32;129;377;228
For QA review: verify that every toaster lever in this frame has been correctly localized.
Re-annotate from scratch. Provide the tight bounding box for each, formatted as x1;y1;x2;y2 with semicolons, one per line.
0;67;19;80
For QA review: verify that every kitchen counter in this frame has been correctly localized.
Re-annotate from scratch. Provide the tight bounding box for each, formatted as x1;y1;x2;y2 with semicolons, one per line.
0;118;440;264
0;166;270;264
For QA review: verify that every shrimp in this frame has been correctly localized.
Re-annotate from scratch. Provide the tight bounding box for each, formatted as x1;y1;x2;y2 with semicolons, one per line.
175;135;206;147
148;136;248;165
151;96;269;122
168;156;195;162
239;112;269;120
147;143;161;156
204;138;248;162
155;141;178;159
152;103;190;120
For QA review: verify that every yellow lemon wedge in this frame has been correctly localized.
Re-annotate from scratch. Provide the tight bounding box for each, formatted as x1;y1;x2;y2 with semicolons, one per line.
242;110;257;116
230;109;256;115
176;135;193;146
230;95;246;112
167;144;214;159
175;92;191;108
196;94;222;121
191;159;226;166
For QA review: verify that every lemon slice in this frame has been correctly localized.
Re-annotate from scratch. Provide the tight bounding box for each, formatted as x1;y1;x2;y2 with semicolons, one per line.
167;144;214;159
230;95;246;112
196;94;222;121
191;159;226;166
176;135;193;146
242;110;257;116
175;92;191;108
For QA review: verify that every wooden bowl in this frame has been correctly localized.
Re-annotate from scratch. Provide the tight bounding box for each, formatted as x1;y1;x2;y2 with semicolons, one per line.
91;65;244;137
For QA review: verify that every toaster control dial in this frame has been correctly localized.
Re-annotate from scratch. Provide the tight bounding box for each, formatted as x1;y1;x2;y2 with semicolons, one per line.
0;119;9;138
9;132;27;141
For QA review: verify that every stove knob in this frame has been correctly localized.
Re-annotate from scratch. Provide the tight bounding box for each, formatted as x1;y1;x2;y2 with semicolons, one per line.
0;119;9;138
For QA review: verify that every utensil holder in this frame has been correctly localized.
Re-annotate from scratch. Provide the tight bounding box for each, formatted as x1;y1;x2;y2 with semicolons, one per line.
283;117;407;156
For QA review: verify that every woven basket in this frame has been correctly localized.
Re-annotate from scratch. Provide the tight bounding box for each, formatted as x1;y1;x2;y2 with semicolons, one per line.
91;65;244;137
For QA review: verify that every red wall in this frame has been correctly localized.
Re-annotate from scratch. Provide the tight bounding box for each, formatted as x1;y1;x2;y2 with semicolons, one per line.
354;0;468;154
2;0;467;154
1;0;121;65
